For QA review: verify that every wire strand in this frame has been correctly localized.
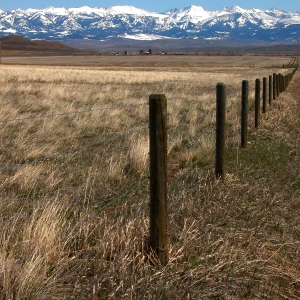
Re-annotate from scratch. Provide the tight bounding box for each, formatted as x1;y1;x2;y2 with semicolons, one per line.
0;103;147;124
33;183;147;299
0;179;148;277
78;195;150;299
0;149;149;224
0;125;147;173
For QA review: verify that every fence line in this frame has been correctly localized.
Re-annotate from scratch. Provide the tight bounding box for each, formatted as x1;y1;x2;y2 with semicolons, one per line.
148;66;298;264
0;103;147;124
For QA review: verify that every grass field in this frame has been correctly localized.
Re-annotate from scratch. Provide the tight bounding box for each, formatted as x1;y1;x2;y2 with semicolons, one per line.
0;57;299;299
1;54;293;67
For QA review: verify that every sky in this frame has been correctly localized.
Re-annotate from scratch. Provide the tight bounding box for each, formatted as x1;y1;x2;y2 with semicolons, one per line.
0;0;298;13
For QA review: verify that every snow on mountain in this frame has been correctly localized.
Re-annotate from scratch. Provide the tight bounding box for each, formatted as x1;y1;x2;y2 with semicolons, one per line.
0;5;299;41
41;6;68;15
228;5;247;14
106;5;154;16
121;33;176;40
68;6;106;16
171;5;213;22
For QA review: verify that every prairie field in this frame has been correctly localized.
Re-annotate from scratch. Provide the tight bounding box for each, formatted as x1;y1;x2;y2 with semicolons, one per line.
0;58;299;299
1;54;293;67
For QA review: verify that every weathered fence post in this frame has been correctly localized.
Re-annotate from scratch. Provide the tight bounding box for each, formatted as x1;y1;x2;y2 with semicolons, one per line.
216;83;226;180
149;94;168;265
279;73;283;93
273;73;277;100
263;77;267;113
276;74;279;96
269;75;273;106
255;78;260;128
241;80;249;148
276;74;280;98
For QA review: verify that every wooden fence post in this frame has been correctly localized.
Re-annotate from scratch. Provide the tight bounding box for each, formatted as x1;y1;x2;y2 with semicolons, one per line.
241;80;249;148
263;77;267;113
276;74;280;98
255;78;260;128
279;73;283;93
273;73;277;100
269;75;273;106
216;83;226;180
149;94;168;265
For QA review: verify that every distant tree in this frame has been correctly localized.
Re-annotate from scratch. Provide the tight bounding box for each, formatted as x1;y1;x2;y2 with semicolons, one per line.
124;50;128;55
140;49;143;54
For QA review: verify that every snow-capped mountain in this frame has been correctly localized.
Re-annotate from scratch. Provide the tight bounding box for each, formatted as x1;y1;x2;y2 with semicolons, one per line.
0;5;299;41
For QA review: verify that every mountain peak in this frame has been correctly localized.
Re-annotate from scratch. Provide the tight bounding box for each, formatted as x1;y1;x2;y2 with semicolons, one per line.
174;5;211;21
42;6;67;15
106;5;150;15
0;5;299;42
229;5;247;13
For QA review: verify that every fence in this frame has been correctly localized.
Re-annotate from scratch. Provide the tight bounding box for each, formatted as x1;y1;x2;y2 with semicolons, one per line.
0;65;298;297
148;66;298;264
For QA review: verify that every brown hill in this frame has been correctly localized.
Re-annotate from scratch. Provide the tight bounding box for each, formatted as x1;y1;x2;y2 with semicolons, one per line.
0;35;86;56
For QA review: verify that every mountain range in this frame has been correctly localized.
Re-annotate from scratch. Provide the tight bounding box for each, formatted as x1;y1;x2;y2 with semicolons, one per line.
0;5;300;42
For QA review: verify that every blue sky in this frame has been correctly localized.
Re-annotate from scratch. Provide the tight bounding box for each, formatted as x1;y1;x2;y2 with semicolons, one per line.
0;0;298;12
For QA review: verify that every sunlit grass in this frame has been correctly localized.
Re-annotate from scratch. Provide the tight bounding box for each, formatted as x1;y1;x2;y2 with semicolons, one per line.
0;62;298;299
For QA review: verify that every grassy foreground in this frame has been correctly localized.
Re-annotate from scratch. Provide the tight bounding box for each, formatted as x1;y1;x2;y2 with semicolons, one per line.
0;63;299;299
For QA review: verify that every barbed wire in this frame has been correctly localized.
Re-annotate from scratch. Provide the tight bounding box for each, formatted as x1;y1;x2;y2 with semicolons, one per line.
167;123;189;134
77;200;148;300
168;157;203;190
34;183;148;299
0;179;148;284
0;125;147;173
61;176;148;238
167;158;212;227
0;178;148;278
1;185;81;225
78;258;121;300
0;150;149;224
0;103;147;124
167;134;211;167
0;167;111;224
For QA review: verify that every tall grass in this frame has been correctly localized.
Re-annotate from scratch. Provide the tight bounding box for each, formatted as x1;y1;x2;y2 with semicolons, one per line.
0;63;298;299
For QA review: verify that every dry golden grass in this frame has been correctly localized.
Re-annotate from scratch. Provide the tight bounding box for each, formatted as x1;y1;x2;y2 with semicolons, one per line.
1;54;293;68
0;60;299;299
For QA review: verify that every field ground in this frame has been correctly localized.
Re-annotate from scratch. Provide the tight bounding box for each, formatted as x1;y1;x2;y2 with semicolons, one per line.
0;54;294;67
0;57;299;299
